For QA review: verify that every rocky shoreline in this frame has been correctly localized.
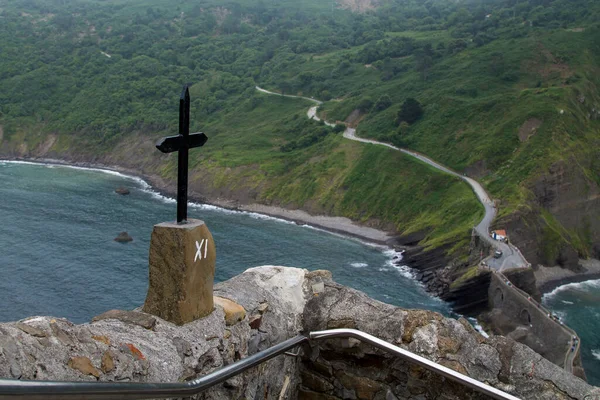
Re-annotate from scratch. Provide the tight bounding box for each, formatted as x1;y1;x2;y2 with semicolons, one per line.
4;156;598;304
1;157;393;245
536;259;600;294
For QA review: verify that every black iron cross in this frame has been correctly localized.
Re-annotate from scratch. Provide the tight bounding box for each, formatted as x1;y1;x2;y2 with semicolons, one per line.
156;85;208;224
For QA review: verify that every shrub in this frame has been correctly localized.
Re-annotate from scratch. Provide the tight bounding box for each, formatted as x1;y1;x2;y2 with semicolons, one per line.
333;124;346;133
373;95;392;111
397;98;424;124
357;97;374;112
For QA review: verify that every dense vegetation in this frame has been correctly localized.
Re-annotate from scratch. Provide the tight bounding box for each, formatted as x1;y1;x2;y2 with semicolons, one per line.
0;0;599;258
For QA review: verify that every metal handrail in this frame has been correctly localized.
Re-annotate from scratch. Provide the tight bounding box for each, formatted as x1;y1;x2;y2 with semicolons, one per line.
310;329;521;400
0;329;520;400
0;336;309;400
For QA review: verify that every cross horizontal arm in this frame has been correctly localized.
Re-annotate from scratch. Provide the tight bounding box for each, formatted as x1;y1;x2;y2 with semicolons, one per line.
156;132;208;154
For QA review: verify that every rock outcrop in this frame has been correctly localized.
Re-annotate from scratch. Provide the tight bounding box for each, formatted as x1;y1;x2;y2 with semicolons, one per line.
113;232;133;243
115;187;130;195
500;157;600;273
0;266;597;399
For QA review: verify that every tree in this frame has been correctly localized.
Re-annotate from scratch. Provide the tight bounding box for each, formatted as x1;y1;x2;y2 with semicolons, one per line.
397;98;423;124
374;95;392;111
357;97;373;112
415;51;433;81
333;124;345;133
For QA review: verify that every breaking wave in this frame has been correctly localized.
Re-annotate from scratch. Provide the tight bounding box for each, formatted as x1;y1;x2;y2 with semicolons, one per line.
391;265;414;279
380;249;414;278
543;279;600;301
468;317;490;338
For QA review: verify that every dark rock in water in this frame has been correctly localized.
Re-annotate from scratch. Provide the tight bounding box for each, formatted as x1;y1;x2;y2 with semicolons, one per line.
115;187;130;195
114;232;133;243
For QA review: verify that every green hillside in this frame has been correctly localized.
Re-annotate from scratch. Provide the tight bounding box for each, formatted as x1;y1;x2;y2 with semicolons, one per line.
0;0;599;262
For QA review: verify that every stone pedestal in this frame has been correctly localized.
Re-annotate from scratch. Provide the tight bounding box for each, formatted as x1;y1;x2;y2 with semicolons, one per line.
143;219;215;325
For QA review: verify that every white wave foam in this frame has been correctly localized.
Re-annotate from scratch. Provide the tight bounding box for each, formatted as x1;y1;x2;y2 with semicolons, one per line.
593;350;600;361
392;265;415;279
2;160;406;267
350;262;368;268
140;187;176;204
468;317;490;338
561;300;574;305
543;278;600;301
376;248;414;279
552;310;567;321
296;223;394;251
383;248;404;260
0;160;150;187
190;202;296;225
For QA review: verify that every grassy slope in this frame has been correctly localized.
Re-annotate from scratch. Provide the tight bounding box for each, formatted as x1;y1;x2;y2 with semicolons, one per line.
3;89;482;252
312;27;600;257
3;0;597;260
184;94;484;251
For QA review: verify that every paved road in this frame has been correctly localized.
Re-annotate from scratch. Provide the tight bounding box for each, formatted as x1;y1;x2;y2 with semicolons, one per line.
256;86;528;270
256;86;581;373
255;86;322;105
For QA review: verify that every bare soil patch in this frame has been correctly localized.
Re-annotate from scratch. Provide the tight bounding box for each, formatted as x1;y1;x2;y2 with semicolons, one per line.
336;0;379;13
213;7;231;26
518;118;542;142
523;44;572;80
344;109;363;127
37;134;57;156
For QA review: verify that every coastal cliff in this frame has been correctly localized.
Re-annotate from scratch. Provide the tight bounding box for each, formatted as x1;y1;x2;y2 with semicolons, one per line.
0;266;597;399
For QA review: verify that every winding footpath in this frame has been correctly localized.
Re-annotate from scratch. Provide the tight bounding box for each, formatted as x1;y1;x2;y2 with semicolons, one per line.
254;86;581;374
255;86;526;270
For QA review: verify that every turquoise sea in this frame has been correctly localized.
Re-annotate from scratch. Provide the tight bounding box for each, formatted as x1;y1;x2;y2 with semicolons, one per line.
2;161;598;385
543;280;600;385
0;161;449;323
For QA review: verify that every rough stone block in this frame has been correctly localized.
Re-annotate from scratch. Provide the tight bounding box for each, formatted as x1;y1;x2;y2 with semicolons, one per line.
143;219;215;325
213;296;246;326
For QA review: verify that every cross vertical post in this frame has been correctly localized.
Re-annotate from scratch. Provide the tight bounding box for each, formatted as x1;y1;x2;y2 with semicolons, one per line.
155;85;208;224
177;87;190;224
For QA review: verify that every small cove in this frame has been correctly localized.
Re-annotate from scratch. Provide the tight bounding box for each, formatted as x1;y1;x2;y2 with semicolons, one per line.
0;161;450;324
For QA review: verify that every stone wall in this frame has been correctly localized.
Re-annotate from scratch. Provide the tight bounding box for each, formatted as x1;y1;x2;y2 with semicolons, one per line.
483;273;571;367
0;266;597;399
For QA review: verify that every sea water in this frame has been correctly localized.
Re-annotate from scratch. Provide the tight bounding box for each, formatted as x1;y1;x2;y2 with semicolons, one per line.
4;161;598;383
543;280;600;385
0;161;449;325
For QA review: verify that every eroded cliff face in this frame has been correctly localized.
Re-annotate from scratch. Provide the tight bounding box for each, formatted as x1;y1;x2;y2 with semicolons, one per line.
0;266;597;399
499;156;600;276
